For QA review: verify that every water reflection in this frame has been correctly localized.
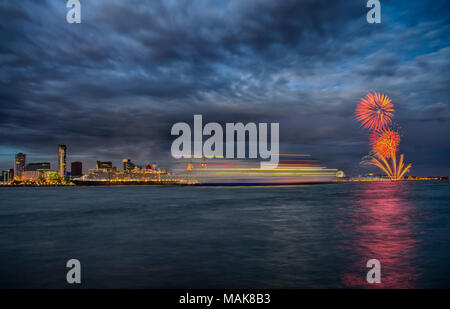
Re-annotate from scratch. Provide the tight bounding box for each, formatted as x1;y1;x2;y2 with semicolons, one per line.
339;182;419;288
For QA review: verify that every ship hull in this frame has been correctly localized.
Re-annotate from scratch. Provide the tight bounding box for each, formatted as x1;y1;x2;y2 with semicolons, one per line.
72;180;182;186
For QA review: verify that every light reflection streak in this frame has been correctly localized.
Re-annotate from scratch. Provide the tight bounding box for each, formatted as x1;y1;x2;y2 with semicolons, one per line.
339;182;419;288
174;155;338;185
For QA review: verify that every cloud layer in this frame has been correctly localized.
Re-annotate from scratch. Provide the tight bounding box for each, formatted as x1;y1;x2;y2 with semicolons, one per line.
1;0;449;175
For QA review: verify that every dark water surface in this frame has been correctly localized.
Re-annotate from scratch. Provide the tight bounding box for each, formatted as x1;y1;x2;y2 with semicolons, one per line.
0;181;449;288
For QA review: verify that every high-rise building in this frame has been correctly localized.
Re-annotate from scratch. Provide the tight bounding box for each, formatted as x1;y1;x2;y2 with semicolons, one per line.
14;153;26;180
25;162;51;171
8;168;14;181
71;161;83;177
122;158;136;171
1;170;8;183
58;145;67;178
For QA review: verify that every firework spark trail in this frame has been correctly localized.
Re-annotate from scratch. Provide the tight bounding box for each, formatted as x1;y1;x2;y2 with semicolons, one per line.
370;128;400;158
356;92;394;131
369;151;412;181
356;92;412;181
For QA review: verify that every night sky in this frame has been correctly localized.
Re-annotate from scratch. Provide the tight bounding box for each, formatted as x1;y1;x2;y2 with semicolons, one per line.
1;0;449;176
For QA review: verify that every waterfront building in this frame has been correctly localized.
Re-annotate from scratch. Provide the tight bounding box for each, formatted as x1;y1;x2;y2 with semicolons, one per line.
96;161;116;171
96;161;112;169
122;158;136;171
22;171;41;181
25;162;51;171
14;153;26;180
8;168;14;181
58;145;67;178
1;170;8;183
43;170;60;182
20;169;60;183
71;161;83;177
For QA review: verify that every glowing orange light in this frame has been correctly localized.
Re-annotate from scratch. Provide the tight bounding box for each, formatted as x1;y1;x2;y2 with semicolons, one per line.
369;150;412;181
370;128;400;158
355;92;413;180
356;92;394;131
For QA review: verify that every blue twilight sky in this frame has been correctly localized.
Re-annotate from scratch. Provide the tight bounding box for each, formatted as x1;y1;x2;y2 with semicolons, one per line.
0;0;449;176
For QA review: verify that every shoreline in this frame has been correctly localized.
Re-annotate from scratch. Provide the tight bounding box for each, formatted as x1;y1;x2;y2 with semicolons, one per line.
0;178;448;187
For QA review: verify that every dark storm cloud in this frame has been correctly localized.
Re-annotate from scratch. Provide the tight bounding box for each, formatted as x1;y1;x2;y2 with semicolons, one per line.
0;0;449;175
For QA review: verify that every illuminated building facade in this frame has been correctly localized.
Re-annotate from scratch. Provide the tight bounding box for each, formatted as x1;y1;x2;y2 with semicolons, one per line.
25;162;51;171
20;169;60;183
73;165;181;185
96;161;116;172
71;161;82;177
58;145;67;178
22;171;41;181
43;170;60;182
122;158;136;171
14;152;26;180
96;161;112;169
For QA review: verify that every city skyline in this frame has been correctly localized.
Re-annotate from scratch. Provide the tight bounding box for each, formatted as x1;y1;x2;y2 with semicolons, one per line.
1;144;165;180
0;1;449;176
